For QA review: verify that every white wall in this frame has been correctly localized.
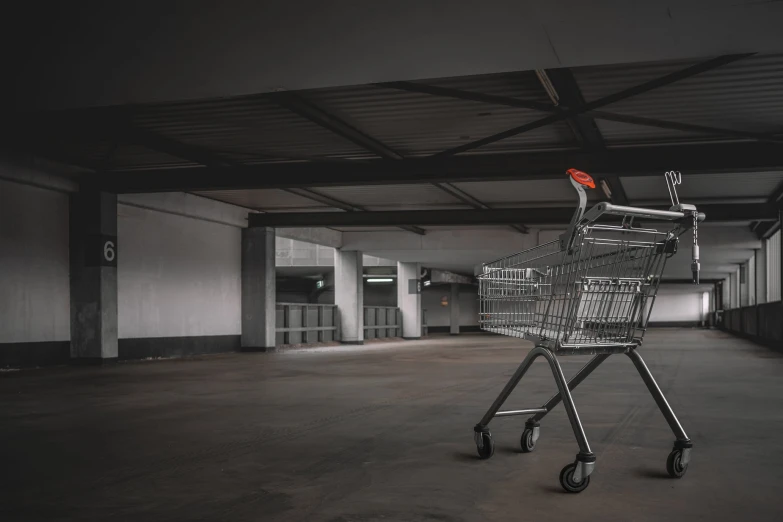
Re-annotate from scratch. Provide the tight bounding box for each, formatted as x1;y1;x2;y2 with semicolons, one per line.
648;286;702;323
422;285;479;327
117;204;241;338
0;178;70;343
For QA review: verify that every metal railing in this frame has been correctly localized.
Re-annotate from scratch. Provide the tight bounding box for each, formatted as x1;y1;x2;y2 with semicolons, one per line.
364;306;402;339
276;303;339;346
720;301;783;348
276;303;426;345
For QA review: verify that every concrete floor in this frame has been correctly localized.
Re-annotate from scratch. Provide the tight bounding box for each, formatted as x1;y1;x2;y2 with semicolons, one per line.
1;329;782;521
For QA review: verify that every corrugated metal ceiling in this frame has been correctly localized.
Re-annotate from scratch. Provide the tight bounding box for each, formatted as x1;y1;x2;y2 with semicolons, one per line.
575;54;783;144
192;189;331;211
620;171;783;201
312;184;464;207
302;80;574;157
453;179;603;204
133;96;375;162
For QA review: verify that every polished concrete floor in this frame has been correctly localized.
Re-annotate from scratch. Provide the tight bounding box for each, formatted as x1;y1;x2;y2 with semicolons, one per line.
1;329;782;521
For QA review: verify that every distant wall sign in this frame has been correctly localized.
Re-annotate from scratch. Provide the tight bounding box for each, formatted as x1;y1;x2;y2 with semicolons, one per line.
86;235;117;267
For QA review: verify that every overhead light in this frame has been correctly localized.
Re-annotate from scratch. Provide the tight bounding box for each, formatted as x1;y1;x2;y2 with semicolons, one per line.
316;280;325;289
367;278;394;283
423;280;431;287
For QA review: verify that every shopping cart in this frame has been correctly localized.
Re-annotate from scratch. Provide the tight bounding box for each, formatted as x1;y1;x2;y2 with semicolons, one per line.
473;169;703;493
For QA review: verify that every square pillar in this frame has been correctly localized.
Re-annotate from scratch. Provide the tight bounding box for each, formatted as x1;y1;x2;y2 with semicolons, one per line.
335;250;363;344
397;262;421;340
242;227;276;351
755;246;767;305
69;189;118;362
450;283;460;335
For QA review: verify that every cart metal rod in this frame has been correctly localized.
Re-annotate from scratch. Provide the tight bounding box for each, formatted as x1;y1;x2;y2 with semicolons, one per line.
626;349;690;442
539;348;593;455
529;353;610;423
478;348;543;426
495;408;548;417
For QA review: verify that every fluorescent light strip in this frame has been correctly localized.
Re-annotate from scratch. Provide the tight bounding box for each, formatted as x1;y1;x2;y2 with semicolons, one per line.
366;278;394;283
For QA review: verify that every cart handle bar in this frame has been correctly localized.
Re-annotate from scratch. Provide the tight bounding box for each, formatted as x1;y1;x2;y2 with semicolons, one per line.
582;202;706;224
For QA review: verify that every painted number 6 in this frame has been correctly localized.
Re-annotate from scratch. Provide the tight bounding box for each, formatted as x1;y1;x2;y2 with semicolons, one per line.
103;240;116;262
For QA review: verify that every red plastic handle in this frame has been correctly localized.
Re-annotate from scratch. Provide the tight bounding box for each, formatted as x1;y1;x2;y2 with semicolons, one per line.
567;168;595;189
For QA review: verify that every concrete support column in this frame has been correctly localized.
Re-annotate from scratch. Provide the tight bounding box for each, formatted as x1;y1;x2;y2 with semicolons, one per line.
756;246;767;305
450;283;460;335
69;189;118;362
242;227;276;351
335;250;363;344
397;262;421;340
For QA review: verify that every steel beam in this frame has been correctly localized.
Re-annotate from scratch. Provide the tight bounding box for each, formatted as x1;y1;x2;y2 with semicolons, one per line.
541;68;605;150
539;68;631;207
267;91;403;160
436;54;754;156
432;182;529;234
380;80;783;146
100;142;783;193
268;92;429;234
86;122;426;235
248;203;778;228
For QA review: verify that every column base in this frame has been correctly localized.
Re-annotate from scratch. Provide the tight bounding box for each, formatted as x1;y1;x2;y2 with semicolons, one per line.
402;336;421;341
70;357;118;366
340;340;364;345
240;346;278;353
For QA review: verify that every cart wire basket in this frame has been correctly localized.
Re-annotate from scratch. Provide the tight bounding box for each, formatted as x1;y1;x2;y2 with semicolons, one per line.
473;169;703;493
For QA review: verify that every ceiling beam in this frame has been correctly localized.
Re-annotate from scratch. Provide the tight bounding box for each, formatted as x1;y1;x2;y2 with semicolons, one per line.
267;91;403;160
97;121;427;236
539;68;605;150
269;91;429;234
432;182;529;234
435;54;754;156
248;203;778;228
100;142;783;193
754;221;778;240
538;68;631;207
379;81;783;146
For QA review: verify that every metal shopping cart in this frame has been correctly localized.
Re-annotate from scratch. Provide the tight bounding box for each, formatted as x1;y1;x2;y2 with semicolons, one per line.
473;169;703;493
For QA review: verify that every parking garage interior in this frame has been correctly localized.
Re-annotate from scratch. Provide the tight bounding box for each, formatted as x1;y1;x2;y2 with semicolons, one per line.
2;2;783;520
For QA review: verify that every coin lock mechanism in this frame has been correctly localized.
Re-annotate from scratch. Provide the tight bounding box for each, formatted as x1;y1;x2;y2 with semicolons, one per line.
665;171;700;284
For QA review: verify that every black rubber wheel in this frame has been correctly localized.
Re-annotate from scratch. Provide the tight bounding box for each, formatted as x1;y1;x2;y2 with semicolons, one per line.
520;428;536;453
559;463;590;493
476;432;494;459
666;449;688;478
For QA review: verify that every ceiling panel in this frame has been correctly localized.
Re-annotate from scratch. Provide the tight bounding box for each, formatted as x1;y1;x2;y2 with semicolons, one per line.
303;82;574;157
574;54;783;144
313;184;463;207
193;189;331;210
452;179;603;204
620;171;783;202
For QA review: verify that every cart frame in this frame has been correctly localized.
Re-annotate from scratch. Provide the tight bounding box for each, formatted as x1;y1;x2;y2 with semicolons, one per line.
472;169;701;493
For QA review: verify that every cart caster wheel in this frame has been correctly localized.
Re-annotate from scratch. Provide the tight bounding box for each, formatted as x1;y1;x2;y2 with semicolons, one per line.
521;428;536;453
666;449;688;478
559;463;590;493
476;432;494;459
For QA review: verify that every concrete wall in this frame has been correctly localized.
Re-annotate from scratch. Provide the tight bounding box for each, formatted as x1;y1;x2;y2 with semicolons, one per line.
648;287;703;324
422;284;479;328
0;178;70;343
117;204;241;338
